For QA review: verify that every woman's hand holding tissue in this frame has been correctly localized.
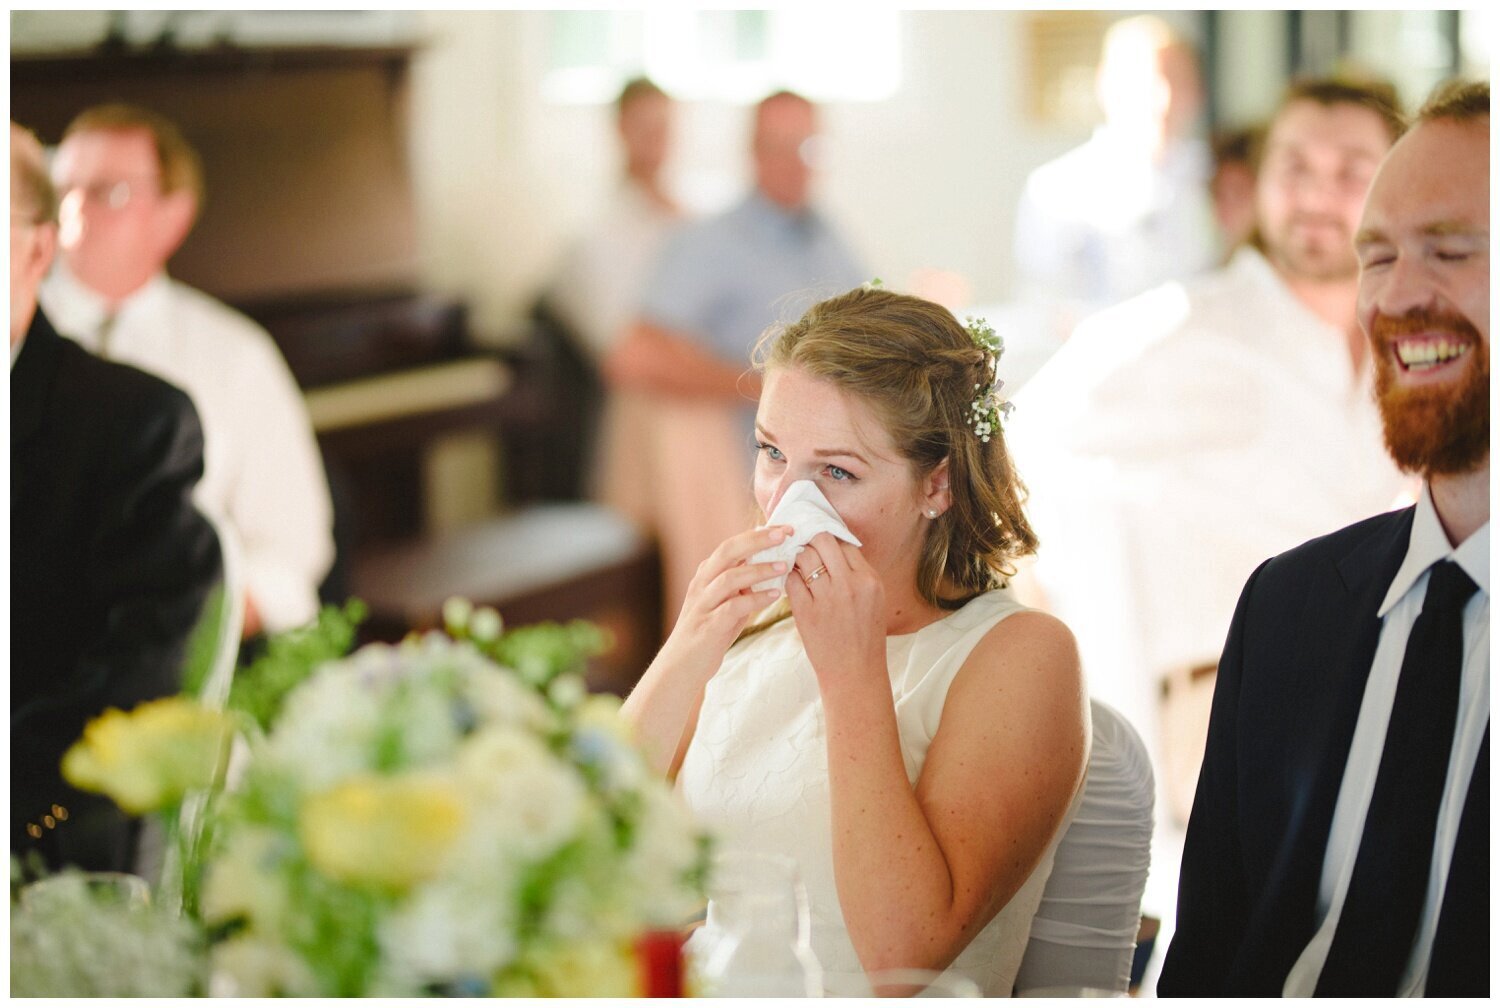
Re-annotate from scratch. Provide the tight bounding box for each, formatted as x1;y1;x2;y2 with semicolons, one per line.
786;531;887;695
624;524;791;777
658;524;792;672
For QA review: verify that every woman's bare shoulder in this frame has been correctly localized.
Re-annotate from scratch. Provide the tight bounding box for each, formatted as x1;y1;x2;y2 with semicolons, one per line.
967;607;1082;685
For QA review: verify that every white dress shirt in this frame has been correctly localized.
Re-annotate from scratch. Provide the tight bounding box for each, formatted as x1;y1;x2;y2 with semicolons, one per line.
40;265;335;632
543;179;683;362
1283;485;1489;996
1008;247;1410;778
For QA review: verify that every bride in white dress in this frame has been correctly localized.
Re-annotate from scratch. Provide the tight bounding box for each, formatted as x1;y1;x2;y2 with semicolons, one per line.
622;287;1088;996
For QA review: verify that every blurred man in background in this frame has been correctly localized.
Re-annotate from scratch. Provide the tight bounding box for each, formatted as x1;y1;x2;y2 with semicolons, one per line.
543;76;686;364
40;103;334;637
12;121;221;872
540;77;693;538
603;90;865;620
1014;15;1219;340
1006;77;1411;987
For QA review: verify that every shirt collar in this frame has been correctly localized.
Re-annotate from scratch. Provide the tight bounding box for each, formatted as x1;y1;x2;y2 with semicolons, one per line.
1379;482;1490;616
1230;246;1330;332
40;262;170;351
744;189;817;237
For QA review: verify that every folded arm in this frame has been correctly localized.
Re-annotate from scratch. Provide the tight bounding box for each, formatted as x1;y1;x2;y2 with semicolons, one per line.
602;320;761;402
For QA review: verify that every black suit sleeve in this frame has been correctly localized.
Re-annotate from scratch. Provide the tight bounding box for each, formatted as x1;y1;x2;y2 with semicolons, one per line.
1157;557;1268;995
81;380;223;712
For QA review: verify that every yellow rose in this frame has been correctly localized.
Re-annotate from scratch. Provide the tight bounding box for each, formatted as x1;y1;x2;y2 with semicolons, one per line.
299;772;465;890
61;697;233;814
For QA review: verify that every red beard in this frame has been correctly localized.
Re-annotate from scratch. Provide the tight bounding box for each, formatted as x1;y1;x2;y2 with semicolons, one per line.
1370;308;1490;475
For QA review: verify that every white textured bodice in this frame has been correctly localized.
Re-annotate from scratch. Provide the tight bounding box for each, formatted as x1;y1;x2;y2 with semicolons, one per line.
678;590;1070;996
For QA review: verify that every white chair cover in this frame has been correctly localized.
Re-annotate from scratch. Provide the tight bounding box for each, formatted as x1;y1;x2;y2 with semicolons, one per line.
1014;699;1155;995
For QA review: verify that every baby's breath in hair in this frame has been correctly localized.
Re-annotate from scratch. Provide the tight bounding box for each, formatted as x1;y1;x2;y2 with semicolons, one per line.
964;316;1013;443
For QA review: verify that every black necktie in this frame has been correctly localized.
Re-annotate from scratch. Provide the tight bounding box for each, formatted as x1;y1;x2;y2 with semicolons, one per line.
1316;559;1478;994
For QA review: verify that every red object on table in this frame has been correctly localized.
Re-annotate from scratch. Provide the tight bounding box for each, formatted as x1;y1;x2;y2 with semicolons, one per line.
636;929;687;997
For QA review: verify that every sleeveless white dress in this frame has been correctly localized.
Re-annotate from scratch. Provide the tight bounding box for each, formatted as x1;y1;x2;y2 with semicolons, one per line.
678;589;1075;997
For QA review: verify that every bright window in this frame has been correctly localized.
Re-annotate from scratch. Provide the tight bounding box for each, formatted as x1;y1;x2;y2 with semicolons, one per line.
542;10;902;104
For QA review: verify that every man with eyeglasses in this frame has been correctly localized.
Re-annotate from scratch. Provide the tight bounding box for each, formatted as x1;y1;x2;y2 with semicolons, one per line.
602;90;865;622
39;104;333;639
12;121;222;872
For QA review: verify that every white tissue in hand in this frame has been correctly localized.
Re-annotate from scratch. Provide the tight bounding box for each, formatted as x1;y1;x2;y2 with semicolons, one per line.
750;480;862;592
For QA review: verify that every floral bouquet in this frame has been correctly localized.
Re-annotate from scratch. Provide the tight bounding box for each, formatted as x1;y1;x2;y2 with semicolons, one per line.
21;601;711;997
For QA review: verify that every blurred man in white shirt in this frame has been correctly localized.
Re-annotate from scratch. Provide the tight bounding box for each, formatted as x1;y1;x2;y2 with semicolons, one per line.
1014;15;1219;340
40;104;333;635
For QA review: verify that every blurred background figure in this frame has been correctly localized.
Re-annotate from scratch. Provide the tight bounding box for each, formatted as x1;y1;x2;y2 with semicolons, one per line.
537;77;692;561
1006;76;1412;989
11;121;221;873
39;104;334;638
1013;15;1218;342
541;76;685;365
1208;124;1263;259
603;90;865;621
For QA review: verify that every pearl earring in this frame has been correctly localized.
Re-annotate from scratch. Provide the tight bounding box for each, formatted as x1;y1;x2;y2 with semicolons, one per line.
926;508;939;519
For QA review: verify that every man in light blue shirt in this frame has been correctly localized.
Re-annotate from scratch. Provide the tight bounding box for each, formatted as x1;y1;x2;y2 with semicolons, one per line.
601;90;864;620
608;90;865;436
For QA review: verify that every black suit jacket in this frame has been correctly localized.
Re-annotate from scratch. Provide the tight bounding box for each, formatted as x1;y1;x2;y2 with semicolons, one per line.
1158;506;1489;995
10;309;223;873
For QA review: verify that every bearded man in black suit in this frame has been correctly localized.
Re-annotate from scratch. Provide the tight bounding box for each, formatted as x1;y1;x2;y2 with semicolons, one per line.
10;122;222;873
1160;81;1489;996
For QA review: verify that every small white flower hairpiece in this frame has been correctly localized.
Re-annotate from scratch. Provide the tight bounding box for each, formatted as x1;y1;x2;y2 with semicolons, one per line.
964;316;1013;443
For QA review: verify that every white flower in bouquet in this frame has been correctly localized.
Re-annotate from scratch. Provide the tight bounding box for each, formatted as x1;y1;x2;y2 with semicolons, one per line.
209;933;320;998
10;869;206;997
259;665;385;791
622;778;715;926
375;876;519;991
456;726;590;862
199;825;294;930
460;662;552;732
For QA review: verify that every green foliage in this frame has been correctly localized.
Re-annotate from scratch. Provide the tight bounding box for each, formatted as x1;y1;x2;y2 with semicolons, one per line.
282;856;388;997
484;620;611;694
228;599;366;730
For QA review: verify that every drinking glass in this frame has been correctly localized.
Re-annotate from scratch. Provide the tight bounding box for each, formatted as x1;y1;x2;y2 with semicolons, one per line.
690;850;823;997
824;967;983;998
